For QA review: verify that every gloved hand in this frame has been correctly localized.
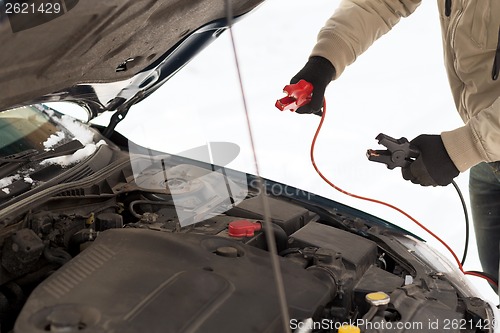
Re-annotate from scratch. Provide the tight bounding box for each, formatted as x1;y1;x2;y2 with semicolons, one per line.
402;134;459;186
290;56;336;115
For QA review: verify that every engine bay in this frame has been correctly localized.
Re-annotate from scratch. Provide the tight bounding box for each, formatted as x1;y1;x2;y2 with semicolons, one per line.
0;145;495;333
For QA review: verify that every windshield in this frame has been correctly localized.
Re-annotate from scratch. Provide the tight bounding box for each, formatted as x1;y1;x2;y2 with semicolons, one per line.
0;105;107;201
0;106;57;156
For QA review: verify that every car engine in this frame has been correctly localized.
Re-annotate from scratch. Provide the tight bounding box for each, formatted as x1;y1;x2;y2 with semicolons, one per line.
0;144;494;333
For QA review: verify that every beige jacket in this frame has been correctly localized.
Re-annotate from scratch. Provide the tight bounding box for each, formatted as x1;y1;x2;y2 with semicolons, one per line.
311;0;500;172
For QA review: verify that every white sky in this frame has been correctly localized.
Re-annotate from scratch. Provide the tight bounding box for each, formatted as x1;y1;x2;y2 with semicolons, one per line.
92;0;498;303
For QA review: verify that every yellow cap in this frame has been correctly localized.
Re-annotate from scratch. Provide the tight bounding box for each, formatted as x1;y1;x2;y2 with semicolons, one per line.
366;291;390;306
338;325;361;333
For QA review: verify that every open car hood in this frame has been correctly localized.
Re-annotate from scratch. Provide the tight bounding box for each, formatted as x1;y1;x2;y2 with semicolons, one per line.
0;0;263;117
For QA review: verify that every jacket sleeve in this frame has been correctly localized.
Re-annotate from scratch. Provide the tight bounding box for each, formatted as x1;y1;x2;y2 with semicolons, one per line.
311;0;422;78
441;97;500;172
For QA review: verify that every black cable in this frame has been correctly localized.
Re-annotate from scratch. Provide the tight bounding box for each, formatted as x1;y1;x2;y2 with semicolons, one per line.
451;180;469;266
450;181;499;288
465;270;499;288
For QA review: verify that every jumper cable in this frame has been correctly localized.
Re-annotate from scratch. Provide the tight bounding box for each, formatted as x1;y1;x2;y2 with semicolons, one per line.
276;81;498;287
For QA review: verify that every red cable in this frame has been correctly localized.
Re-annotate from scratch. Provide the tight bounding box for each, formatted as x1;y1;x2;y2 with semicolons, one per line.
465;271;498;287
311;101;498;287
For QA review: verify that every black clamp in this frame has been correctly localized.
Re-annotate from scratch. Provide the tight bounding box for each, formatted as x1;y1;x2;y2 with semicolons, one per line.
366;133;420;169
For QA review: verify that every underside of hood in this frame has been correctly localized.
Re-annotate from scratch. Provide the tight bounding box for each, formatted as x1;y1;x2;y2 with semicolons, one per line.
0;0;263;113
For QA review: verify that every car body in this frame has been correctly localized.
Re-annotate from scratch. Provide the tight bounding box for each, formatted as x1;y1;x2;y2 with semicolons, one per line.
0;1;498;332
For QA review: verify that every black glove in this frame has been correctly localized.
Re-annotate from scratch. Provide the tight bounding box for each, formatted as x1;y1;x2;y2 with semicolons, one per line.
290;56;336;115
402;134;459;186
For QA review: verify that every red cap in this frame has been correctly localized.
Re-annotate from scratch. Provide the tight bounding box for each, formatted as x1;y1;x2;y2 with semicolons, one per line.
228;220;262;237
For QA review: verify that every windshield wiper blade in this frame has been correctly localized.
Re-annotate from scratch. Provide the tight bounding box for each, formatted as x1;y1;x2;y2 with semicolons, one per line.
0;140;84;164
30;140;85;162
0;149;39;164
0;149;39;180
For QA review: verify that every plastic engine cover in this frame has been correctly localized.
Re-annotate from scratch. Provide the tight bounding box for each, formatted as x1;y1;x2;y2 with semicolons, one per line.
15;228;331;333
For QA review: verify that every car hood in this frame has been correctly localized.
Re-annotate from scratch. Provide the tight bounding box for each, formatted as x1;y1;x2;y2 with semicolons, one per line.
0;0;263;117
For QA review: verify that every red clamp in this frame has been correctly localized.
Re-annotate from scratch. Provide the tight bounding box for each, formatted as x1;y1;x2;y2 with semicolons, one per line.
275;79;313;112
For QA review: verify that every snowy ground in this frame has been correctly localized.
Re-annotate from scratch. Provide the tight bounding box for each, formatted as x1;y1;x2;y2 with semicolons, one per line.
91;0;498;303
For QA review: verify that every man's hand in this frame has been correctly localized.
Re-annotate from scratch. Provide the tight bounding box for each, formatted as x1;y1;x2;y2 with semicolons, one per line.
290;56;335;115
402;134;459;186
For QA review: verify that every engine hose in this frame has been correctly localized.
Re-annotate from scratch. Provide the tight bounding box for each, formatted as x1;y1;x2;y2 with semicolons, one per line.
68;229;98;255
129;199;171;219
43;247;72;266
261;223;288;253
69;229;98;246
